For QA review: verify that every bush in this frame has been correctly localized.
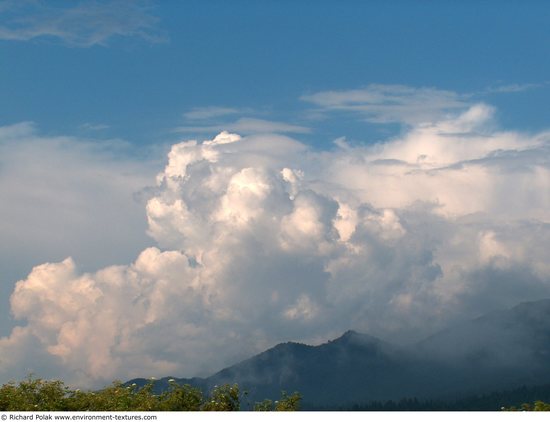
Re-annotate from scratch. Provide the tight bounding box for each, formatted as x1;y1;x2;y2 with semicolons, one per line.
253;391;302;411
0;376;301;411
503;400;550;411
0;376;67;411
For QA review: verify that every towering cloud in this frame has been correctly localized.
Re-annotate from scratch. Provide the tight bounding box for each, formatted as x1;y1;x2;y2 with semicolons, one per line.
1;105;549;387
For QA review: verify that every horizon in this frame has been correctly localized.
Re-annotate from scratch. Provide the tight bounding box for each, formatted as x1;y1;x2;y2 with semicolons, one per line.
1;0;550;389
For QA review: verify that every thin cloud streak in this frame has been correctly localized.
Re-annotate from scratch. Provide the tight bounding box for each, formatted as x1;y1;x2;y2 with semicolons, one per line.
174;117;311;135
301;83;547;127
0;0;166;47
183;107;242;121
301;84;469;125
80;122;110;131
483;82;545;94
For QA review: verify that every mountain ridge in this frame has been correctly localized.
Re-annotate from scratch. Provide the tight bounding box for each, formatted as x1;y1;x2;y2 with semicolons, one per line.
128;298;550;406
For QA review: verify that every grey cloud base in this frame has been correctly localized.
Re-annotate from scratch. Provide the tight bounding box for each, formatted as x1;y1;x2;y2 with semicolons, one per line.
1;105;550;387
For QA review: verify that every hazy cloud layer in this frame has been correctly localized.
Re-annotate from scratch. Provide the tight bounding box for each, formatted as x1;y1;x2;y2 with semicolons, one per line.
0;122;156;294
0;0;165;47
1;105;550;387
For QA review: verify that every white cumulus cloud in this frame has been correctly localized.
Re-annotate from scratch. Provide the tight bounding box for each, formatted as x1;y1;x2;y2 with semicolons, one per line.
1;105;550;387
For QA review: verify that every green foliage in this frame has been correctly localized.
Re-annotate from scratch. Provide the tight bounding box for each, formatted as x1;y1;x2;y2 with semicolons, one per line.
275;391;302;411
0;376;301;411
254;399;274;411
157;379;203;411
533;401;550;411
64;381;160;411
253;391;301;411
0;376;68;411
201;384;240;411
503;400;550;411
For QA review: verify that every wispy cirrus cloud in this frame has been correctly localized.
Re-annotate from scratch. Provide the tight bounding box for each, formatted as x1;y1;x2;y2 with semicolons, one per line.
482;82;545;94
80;122;110;131
301;84;469;125
174;117;311;135
183;106;242;121
0;0;166;47
302;83;547;127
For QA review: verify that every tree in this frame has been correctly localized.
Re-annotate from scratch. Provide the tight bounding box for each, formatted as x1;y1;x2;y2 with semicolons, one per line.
0;376;302;411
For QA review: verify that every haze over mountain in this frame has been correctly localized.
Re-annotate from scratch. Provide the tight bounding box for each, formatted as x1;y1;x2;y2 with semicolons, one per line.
130;299;550;407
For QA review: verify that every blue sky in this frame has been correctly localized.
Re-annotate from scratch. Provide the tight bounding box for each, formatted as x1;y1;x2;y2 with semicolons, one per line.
1;1;550;386
2;0;550;147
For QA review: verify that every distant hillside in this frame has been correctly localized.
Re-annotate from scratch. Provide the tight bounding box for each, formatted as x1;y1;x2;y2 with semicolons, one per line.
320;383;550;411
128;299;550;408
415;298;550;395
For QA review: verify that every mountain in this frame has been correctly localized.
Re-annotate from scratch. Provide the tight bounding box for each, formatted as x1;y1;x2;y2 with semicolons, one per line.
128;299;550;408
196;330;418;405
414;298;550;395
